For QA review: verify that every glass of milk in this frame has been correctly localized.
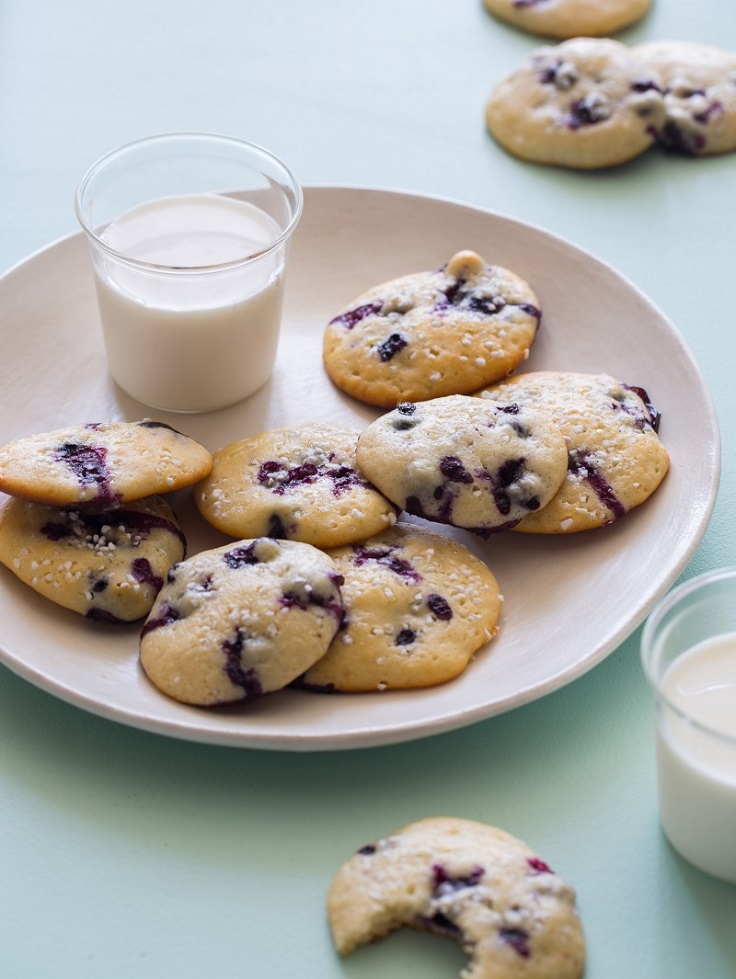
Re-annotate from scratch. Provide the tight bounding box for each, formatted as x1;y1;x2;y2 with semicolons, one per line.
641;567;736;883
75;133;303;413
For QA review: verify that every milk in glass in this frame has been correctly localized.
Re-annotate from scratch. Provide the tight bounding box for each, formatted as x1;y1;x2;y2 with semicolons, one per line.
94;194;285;412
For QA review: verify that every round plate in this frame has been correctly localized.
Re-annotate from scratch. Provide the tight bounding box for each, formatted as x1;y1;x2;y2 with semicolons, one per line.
0;187;720;750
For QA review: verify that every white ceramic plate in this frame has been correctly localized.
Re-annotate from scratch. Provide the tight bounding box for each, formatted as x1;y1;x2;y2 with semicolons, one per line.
0;187;720;750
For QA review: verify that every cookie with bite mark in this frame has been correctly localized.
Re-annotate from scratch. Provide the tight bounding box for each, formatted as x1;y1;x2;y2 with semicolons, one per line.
0;420;212;508
298;523;501;692
323;250;541;408
355;395;568;536
0;494;186;623
139;538;344;706
328;816;586;979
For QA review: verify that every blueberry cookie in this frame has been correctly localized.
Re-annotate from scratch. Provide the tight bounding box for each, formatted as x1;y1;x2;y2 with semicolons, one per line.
636;40;736;156
323;250;541;408
139;538;344;706
485;37;666;169
0;494;186;623
0;420;213;508
328;816;586;979
298;523;501;692
195;423;397;548
482;0;652;40
476;371;669;533
355;395;568;536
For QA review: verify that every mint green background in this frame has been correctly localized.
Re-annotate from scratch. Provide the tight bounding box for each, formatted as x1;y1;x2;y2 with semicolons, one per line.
1;1;735;976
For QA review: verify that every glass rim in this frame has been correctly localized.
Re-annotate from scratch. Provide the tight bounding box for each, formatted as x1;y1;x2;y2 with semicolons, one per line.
641;565;736;746
73;132;304;274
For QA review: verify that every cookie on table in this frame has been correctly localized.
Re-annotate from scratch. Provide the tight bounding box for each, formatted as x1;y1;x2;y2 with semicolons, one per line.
476;371;669;533
195;423;397;548
139;538;344;706
0;494;186;623
636;40;736;156
298;523;501;692
482;0;652;40
355;395;568;536
0;420;213;508
485;37;666;169
323;250;541;408
328;816;586;979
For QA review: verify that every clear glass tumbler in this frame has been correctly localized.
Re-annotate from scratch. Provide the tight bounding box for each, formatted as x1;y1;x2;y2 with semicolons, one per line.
75;133;303;413
641;567;736;882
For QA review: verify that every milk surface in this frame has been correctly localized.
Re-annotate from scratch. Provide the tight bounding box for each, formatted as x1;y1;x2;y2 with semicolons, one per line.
656;633;736;881
95;194;285;412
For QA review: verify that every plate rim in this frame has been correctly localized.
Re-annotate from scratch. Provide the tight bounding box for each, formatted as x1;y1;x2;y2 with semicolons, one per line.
0;184;721;750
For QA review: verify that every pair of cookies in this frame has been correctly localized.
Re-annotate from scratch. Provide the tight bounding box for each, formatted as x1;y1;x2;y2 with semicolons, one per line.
140;522;502;704
168;423;501;704
0;420;212;623
485;37;736;169
355;372;669;536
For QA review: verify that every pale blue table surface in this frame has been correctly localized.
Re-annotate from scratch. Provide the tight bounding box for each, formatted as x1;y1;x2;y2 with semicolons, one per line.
1;2;735;976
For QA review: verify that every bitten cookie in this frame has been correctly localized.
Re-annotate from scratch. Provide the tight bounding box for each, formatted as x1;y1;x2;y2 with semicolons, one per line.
485;37;666;169
476;371;669;532
195;423;397;548
139;538;344;706
323;250;541;408
482;0;652;40
0;420;213;508
636;40;736;156
298;523;501;692
0;494;186;623
328;817;586;979
355;395;568;536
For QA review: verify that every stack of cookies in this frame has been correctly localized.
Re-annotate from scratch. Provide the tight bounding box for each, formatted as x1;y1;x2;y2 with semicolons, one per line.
0;420;212;623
